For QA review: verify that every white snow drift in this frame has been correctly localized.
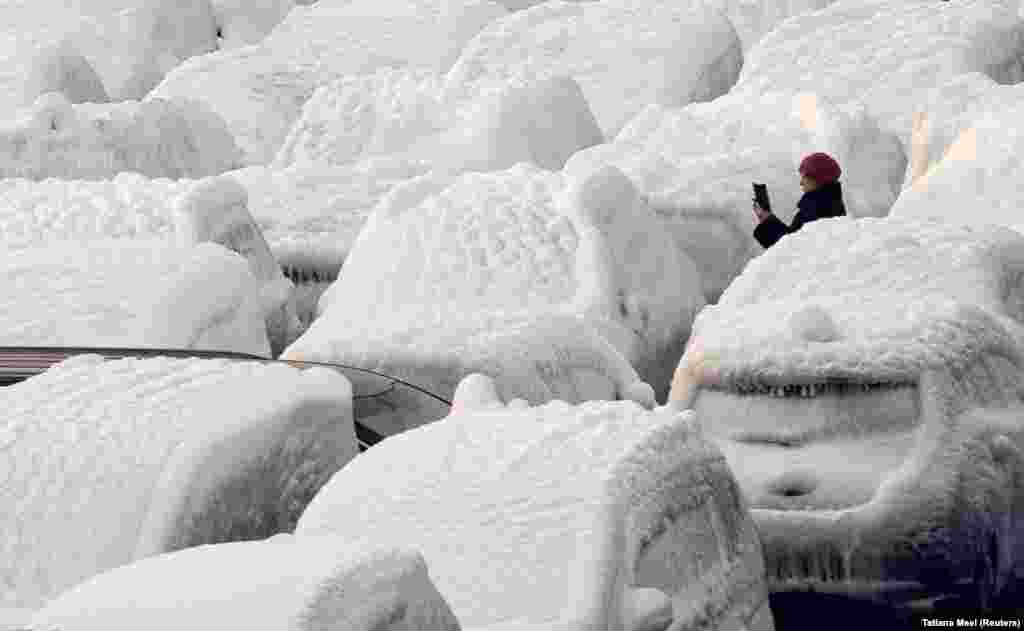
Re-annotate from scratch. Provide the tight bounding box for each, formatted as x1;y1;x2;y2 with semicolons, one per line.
274;69;602;173
1;355;357;610
891;77;1024;233
288;307;657;424
26;538;458;631
442;0;743;137
292;163;704;401
0;240;272;355
22;37;108;107
174;176;300;354
211;0;296;50
232;159;433;275
0;174;299;352
67;0;219;101
151;0;507;164
296;374;773;630
731;0;1024;158
565;90;902;302
0;92;242;181
705;0;836;53
670;216;1024;603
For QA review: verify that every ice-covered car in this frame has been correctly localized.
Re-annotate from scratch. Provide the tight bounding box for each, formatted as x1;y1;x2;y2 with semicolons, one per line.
669;216;1024;608
0;346;451;451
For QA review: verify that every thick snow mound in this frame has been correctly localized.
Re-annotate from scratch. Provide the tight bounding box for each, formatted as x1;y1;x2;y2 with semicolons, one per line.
286;308;653;419
297;382;772;629
308;164;704;399
119;0;219;73
0;162;401;281
274;69;602;172
891;79;1024;230
0;92;242;181
174;176;300;355
0;240;271;355
27;538;458;631
1;356;356;610
23;38;108;106
433;74;603;174
273;68;446;168
0;173;188;250
232;159;433;273
677;216;1024;387
72;0;218;101
705;0;836;53
151;0;507;164
565;90;903;302
443;0;743;137
732;0;1024;157
212;0;296;49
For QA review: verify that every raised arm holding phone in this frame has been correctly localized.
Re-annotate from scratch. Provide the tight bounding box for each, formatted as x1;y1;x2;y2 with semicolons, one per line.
752;152;847;249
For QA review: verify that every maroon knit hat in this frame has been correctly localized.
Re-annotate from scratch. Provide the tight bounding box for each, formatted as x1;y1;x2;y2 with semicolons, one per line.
799;152;841;184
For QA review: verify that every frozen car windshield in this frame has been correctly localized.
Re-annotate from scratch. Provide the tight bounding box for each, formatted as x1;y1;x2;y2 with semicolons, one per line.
0;346;451;451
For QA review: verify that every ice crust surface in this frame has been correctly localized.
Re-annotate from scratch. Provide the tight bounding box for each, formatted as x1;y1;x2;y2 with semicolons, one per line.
275;69;603;173
211;0;296;50
0;92;242;181
26;538;459;631
0;239;272;355
291;163;704;400
731;0;1024;156
442;0;743;138
687;216;1024;385
1;356;357;610
297;381;772;630
891;78;1024;234
150;0;508;164
22;37;109;107
670;217;1024;598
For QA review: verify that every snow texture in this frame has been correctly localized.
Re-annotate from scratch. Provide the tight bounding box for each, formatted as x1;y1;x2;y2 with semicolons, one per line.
26;538;459;631
749;381;1024;604
731;0;1024;160
287;307;655;424
174;176;300;354
0;92;243;181
301;163;704;400
564;90;904;302
0;173;189;250
232;159;433;273
274;68;602;173
442;0;743;138
69;0;219;101
675;217;1024;390
212;0;296;49
668;217;1024;600
891;78;1024;232
150;0;507;164
703;0;837;53
0;240;271;356
297;376;772;630
0;162;394;280
1;356;357;610
23;37;108;107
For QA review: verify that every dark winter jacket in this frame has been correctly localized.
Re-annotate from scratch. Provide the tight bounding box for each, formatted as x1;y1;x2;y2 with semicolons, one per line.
754;180;847;249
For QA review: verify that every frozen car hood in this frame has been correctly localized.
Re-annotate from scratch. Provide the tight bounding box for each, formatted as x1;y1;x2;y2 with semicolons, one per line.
683;216;1024;390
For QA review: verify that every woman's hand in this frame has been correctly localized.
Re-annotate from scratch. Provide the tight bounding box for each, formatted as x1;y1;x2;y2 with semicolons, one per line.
752;202;771;224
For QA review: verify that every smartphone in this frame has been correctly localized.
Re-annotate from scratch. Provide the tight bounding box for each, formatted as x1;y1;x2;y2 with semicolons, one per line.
752;183;771;212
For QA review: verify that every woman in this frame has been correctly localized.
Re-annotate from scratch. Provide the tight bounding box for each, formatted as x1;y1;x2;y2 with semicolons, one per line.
753;152;847;249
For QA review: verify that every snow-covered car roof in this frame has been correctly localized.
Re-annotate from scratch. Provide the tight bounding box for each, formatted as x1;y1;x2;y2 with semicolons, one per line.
0;346;452;450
